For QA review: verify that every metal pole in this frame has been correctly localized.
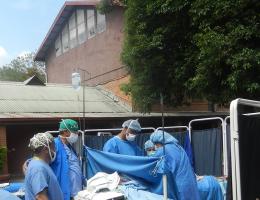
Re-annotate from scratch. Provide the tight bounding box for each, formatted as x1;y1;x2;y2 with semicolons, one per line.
160;93;168;200
83;71;86;135
81;71;86;179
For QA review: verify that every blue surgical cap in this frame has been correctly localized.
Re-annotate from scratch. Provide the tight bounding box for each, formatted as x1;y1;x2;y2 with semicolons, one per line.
144;140;154;151
122;119;141;133
150;130;178;145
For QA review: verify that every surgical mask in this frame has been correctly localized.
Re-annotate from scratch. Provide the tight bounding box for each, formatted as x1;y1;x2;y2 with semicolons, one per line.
147;151;156;156
61;119;79;144
66;132;78;144
126;133;136;141
154;145;162;151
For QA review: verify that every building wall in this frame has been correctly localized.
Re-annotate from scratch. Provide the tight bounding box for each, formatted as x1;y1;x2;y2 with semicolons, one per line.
6;122;58;176
46;7;127;85
102;75;132;106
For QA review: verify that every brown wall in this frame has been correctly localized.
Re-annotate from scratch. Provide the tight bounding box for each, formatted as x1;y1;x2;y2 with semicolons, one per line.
6;122;58;176
102;75;132;106
46;7;127;85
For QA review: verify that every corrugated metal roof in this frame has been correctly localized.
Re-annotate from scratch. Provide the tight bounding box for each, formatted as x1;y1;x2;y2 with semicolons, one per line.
0;111;228;120
0;82;229;119
0;82;131;117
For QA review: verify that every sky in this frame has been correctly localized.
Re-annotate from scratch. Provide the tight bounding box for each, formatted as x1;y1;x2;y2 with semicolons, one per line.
0;0;66;67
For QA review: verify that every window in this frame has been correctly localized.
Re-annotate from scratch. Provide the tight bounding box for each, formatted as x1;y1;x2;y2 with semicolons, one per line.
87;9;96;39
62;24;69;53
77;9;86;44
55;8;106;57
97;12;106;33
69;13;77;48
55;35;62;57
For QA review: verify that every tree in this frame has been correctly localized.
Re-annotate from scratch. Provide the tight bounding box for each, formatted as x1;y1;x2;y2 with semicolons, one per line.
0;52;46;82
121;0;260;112
189;0;260;104
122;0;196;112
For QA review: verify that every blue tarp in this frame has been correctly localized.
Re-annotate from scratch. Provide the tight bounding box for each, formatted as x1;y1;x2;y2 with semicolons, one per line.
197;176;223;200
85;146;178;199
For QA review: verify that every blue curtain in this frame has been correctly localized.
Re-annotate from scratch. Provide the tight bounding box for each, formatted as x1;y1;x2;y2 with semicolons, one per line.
192;128;222;176
85;129;225;176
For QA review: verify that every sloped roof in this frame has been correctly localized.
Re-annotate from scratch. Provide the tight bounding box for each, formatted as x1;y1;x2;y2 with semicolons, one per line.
23;75;45;85
35;0;99;61
0;81;131;119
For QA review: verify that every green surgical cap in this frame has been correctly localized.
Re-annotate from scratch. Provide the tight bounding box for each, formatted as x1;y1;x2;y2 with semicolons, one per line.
59;119;79;132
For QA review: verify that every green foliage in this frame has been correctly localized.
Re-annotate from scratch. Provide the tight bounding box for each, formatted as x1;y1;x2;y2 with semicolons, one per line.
189;0;260;104
122;0;260;112
122;0;195;112
97;0;114;14
0;52;46;82
0;147;7;173
120;83;131;95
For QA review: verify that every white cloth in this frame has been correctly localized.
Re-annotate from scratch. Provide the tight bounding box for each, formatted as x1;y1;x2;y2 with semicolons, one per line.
75;172;122;200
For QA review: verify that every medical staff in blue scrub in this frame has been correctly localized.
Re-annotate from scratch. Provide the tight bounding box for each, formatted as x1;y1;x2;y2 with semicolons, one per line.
0;189;21;200
103;119;143;156
25;132;63;200
144;140;155;156
150;130;200;200
50;119;83;200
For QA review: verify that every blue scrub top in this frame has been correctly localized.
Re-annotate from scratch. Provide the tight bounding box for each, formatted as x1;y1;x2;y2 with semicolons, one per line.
25;159;63;200
64;144;83;197
0;189;21;200
154;144;200;200
103;136;143;156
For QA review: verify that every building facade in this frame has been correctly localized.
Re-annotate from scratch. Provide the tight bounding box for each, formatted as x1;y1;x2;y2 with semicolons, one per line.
35;0;228;112
35;1;126;86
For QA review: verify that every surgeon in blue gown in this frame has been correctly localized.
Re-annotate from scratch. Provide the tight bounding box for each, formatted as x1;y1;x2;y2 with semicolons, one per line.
23;119;83;200
150;130;200;200
50;119;83;200
103;119;143;156
144;140;156;156
25;132;63;200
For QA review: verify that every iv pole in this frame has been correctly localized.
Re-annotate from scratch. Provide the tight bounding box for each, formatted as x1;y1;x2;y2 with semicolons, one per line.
160;93;168;200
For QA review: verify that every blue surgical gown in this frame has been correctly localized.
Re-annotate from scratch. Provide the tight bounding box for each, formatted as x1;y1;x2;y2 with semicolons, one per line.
25;159;63;200
103;136;143;156
0;189;21;200
197;176;223;200
51;137;70;200
64;144;83;197
154;144;200;200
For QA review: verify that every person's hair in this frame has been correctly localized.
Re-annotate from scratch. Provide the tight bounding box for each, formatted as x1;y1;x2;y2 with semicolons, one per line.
32;146;45;155
59;130;68;135
29;132;54;152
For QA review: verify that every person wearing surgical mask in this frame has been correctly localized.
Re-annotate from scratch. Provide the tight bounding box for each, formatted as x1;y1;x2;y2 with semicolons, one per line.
144;140;156;156
150;130;200;200
50;119;83;200
25;132;63;200
103;119;143;156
